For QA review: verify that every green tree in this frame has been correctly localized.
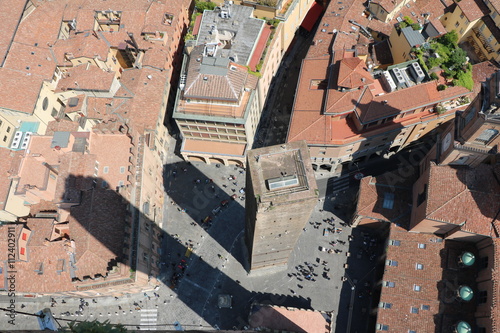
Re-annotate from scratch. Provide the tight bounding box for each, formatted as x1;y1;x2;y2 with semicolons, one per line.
403;16;414;24
195;0;217;12
438;31;458;48
446;47;467;69
258;0;278;6
63;320;128;333
455;70;474;91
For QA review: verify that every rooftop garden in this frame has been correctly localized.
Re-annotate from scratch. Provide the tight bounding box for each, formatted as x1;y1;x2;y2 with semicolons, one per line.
248;18;280;77
257;0;278;6
412;31;473;91
195;0;217;12
396;16;422;31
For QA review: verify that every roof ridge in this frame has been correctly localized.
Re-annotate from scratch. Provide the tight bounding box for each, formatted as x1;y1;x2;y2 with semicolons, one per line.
183;73;199;94
357;177;379;214
288;112;326;142
225;74;239;101
427;190;468;223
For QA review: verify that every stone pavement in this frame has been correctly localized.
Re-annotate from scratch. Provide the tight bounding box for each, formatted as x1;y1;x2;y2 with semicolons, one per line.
0;160;381;332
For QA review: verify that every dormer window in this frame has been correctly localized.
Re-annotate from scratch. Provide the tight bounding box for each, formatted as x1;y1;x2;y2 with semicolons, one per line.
94;10;122;32
163;13;174;26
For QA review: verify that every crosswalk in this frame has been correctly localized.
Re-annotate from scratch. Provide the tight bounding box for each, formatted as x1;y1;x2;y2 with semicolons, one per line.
140;309;158;330
327;176;351;193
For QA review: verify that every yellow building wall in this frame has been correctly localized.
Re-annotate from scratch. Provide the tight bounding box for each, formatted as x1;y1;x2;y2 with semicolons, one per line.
4;179;31;219
0;111;39;148
440;5;479;41
369;0;412;23
388;26;412;64
470;22;500;63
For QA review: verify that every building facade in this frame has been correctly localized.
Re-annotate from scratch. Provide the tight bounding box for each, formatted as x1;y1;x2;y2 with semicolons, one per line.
440;0;500;63
174;0;319;164
174;4;266;166
0;0;192;295
245;140;317;271
285;0;481;175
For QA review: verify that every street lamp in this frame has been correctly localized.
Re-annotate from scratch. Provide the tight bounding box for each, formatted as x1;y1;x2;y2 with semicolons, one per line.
344;273;356;333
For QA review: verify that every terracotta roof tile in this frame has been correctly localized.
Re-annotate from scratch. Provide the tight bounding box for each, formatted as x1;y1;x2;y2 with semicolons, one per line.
337;57;375;89
490;0;500;13
0;0;27;65
3;42;57;77
388;0;449;27
472;61;499;95
115;66;168;134
13;1;63;47
249;304;332;333
0;222;75;293
0;68;43;114
183;46;248;102
56;64;116;92
69;189;126;279
52;33;110;65
457;0;489;22
45;119;80;136
425;164;500;236
0;148;23;211
376;224;478;332
88;132;131;190
370;0;400;13
355;171;416;228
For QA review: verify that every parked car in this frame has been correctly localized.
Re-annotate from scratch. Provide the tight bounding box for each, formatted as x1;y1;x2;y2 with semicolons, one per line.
212;205;221;215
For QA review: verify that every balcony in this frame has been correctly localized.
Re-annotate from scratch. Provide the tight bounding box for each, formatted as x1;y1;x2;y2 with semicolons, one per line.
454;142;497;154
439;96;471;111
472;27;495;53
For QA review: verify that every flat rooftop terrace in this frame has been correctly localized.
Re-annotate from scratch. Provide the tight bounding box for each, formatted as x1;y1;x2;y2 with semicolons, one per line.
247;141;317;200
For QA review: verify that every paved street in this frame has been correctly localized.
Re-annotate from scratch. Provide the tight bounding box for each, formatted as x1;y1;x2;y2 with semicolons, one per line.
1;156;383;332
254;32;314;148
0;27;393;333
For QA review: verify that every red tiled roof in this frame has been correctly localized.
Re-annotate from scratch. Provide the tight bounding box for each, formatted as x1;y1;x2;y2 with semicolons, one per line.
355;171;416;228
490;0;500;13
376;224;446;332
248;25;272;72
192;14;203;36
337;57;375;89
0;148;23;211
249;304;332;333
45;119;80;136
0;0;26;66
57;64;116;92
114;66;169;134
69;189;126;279
429;19;447;36
425;164;500;237
52;33;110;65
183;46;248;102
0;221;75;293
472;61;499;95
0;68;43;114
457;0;489;22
